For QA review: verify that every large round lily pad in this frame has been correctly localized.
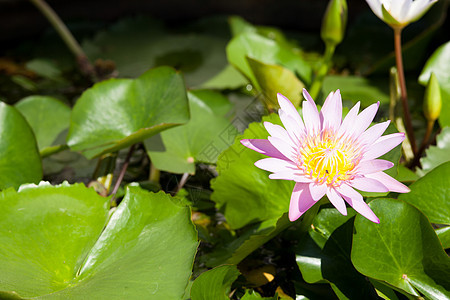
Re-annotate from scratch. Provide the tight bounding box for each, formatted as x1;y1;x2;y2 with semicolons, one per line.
67;66;190;159
0;183;198;299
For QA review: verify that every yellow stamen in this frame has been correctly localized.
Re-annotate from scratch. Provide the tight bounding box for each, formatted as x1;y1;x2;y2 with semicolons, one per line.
298;131;361;186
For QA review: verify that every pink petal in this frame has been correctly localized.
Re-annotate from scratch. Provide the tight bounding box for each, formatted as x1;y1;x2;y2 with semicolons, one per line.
255;157;297;173
326;188;347;215
348;102;380;138
362;133;405;160
268;136;297;161
308;182;327;201
278;110;304;145
320;90;342;132
349;176;389;193
302;89;321;135
289;182;318;221
337;184;380;223
358;120;390;146
241;139;287;160
264;122;297;148
365;172;410;193
269;171;311;182
338;102;360;137
277;93;305;131
357;159;394;174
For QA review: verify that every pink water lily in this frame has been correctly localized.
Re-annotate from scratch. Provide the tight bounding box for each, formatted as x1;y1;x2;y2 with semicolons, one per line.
241;89;410;223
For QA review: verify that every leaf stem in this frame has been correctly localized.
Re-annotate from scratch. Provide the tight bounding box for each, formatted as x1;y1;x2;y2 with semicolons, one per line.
393;27;416;154
29;0;96;79
110;144;136;204
149;164;160;183
173;173;189;195
309;43;335;100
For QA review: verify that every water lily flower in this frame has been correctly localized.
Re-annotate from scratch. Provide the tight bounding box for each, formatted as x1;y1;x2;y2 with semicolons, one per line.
365;0;438;29
241;89;410;223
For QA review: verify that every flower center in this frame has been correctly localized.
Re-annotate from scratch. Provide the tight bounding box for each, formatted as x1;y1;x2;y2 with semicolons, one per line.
298;131;361;186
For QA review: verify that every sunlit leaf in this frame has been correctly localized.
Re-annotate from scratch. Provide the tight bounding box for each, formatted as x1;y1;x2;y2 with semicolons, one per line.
211;114;294;229
0;184;198;299
190;265;240;300
399;161;450;225
67;66;189;159
15;96;71;151
146;90;237;174
247;57;304;109
418;126;450;176
295;208;379;299
0;102;42;189
352;198;450;299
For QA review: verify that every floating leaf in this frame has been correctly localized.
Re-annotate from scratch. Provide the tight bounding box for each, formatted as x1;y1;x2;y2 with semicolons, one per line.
351;198;450;299
295;208;379;299
0;183;109;297
67;66;189;159
190;265;240;300
146;90;237;174
0;102;42;189
0;184;198;299
418;126;450;175
399;161;450;225
15;96;71;151
211;114;294;229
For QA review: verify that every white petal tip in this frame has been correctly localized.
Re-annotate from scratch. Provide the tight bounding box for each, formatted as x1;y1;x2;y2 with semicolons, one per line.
289;212;301;222
240;139;249;146
398;186;411;193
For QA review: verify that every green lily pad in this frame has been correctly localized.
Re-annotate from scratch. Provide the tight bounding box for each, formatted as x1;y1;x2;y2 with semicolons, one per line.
321;75;390;107
0;184;198;299
295;208;379;299
15;96;71;151
351;198;450;299
146;90;237;174
399;161;450;225
418;127;450;176
247;57;304;109
226;32;312;88
190;265;240;300
211;113;294;229
67;66;190;159
419;41;450;128
0;102;42;189
0;183;109;297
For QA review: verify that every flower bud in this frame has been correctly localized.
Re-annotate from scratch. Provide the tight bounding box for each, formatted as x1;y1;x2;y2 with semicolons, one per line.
321;0;347;46
423;73;442;122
